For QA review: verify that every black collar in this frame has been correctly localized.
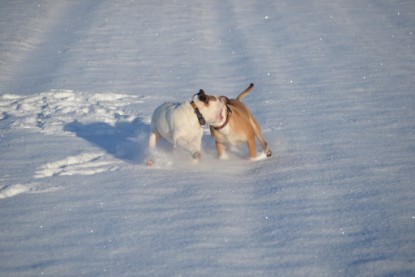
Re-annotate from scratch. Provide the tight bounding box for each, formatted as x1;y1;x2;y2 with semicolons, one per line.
190;101;206;126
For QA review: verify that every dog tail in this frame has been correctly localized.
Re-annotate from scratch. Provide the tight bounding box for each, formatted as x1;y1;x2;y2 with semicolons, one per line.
236;83;254;101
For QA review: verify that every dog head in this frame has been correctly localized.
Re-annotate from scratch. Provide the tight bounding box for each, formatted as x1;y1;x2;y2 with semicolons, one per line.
192;89;227;125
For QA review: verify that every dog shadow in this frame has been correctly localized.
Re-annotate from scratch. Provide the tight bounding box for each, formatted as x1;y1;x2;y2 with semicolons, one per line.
64;118;149;163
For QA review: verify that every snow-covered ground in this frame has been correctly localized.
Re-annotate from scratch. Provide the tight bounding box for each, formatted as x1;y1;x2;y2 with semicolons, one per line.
1;0;414;276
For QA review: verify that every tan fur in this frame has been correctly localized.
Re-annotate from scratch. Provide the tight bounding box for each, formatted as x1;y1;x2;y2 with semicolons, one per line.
236;83;254;101
209;84;272;160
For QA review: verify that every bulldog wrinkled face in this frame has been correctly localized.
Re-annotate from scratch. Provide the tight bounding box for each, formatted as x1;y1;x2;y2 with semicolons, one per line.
193;90;226;125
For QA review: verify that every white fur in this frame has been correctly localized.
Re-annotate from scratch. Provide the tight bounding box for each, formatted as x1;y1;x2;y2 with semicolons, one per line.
148;94;225;162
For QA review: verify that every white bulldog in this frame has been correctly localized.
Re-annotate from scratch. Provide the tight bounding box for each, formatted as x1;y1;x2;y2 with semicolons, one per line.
147;89;226;164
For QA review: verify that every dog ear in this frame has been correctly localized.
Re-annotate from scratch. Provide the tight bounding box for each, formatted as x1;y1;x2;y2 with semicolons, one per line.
220;96;230;104
197;89;208;104
198;89;205;96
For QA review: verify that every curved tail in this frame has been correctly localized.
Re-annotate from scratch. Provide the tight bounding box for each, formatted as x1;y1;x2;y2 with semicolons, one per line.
236;83;254;101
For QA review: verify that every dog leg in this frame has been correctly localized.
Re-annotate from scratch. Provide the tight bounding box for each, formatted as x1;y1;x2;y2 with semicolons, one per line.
215;142;228;159
147;131;161;166
263;142;272;157
250;118;272;158
247;136;258;159
148;131;160;149
175;135;202;161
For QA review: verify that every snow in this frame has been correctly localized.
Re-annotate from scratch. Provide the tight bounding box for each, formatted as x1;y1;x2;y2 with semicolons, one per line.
1;0;415;276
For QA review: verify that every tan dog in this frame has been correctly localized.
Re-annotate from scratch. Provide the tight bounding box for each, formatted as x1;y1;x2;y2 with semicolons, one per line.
209;83;272;160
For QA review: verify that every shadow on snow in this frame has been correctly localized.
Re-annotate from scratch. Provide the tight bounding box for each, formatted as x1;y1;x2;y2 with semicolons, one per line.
64;118;149;163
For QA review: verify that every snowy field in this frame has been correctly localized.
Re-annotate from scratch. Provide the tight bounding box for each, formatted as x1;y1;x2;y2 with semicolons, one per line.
1;0;415;276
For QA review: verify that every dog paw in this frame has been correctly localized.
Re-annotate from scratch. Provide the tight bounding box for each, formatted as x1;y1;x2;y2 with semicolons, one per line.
218;153;229;160
251;150;272;161
192;152;201;160
146;159;154;166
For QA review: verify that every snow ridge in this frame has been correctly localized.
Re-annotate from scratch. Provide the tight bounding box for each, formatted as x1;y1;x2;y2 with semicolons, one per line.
0;91;144;134
34;152;120;178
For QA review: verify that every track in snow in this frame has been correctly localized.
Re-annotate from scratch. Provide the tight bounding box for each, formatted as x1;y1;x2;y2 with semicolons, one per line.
0;1;414;276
